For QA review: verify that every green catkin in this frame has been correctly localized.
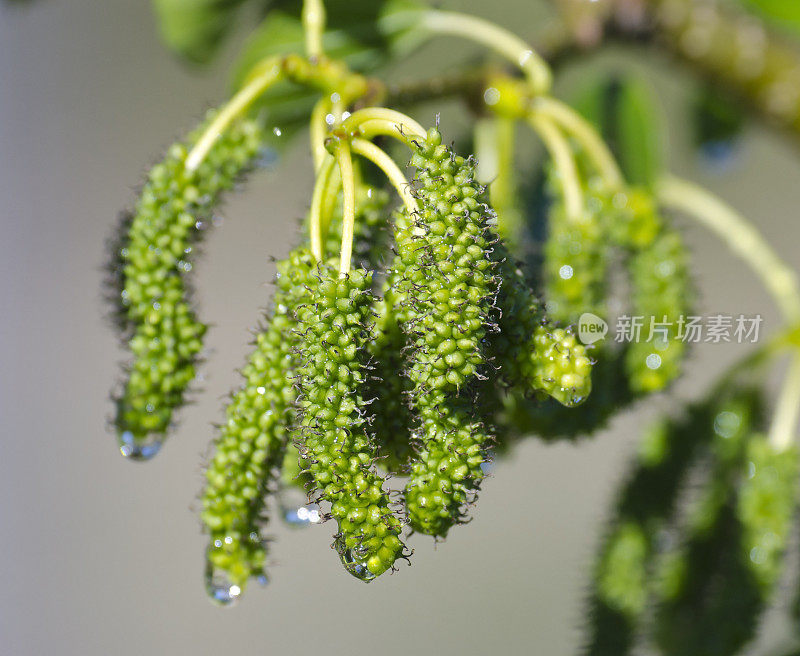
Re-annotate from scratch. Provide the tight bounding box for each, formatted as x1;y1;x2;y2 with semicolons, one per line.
368;302;415;474
391;128;498;537
201;247;316;595
653;406;785;656
490;243;594;406
737;438;797;592
113;115;263;453
543;175;609;325
293;267;404;580
625;225;691;394
584;389;762;656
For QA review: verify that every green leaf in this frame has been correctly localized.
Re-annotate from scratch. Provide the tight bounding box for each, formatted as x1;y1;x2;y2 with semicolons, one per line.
151;0;254;64
574;74;664;189
231;0;429;147
738;0;800;40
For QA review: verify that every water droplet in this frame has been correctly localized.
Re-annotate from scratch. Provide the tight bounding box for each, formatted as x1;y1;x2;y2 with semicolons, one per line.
325;113;336;126
272;127;282;137
645;353;662;370
483;87;500;106
335;538;376;582
279;487;322;527
559;264;573;280
118;430;163;461
749;546;766;564
714;410;741;439
341;111;351;121
204;561;242;606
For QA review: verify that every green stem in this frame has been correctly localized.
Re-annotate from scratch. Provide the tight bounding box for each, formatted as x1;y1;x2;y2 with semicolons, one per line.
533;96;624;189
349;138;419;215
340;108;426;143
310;97;332;172
185;57;283;171
657;177;800;323
421;10;552;95
302;0;326;60
770;353;800;452
529;113;584;221
657;175;800;451
308;155;337;261
335;142;356;276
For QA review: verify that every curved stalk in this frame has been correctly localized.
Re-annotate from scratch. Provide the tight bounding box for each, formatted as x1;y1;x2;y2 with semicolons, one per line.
657;177;800;323
308;155;337;261
302;0;326;60
770;354;800;452
341;108;426;143
310;98;332;172
335;142;357;276
533;96;624;189
186;57;283;171
349;138;418;216
421;10;552;95
529;113;584;221
657;176;800;451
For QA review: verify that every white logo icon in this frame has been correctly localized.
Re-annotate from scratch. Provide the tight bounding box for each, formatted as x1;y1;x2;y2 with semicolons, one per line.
578;312;608;345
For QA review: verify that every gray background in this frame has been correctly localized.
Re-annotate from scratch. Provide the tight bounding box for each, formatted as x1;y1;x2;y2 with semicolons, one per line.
1;1;799;654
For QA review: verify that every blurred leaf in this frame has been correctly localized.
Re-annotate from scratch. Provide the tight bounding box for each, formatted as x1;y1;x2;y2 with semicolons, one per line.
738;0;800;40
574;74;664;189
230;0;429;149
152;0;255;64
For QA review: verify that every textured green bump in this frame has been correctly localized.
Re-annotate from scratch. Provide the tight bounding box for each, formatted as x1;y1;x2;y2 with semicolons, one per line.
294;267;404;581
113;114;263;448
389;128;498;537
625;225;691;394
201;247;316;591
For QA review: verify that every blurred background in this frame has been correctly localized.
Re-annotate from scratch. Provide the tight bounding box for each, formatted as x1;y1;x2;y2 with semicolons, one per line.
2;0;800;654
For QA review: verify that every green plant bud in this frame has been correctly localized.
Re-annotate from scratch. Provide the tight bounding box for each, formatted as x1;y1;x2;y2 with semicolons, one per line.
585;388;762;655
625;226;691;394
293;267;404;581
111;114;264;457
201;246;316;601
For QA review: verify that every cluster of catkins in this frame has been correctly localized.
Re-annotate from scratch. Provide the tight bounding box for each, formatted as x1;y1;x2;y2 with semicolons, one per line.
108;111;701;603
109;118;599;597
